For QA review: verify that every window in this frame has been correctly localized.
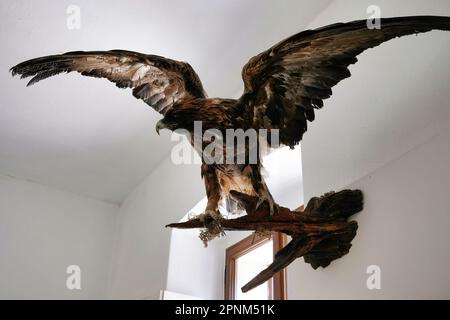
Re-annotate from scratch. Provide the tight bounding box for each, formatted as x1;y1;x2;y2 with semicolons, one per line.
224;232;287;300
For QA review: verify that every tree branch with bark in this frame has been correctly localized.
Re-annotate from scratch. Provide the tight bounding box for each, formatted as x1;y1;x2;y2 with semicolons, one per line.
167;189;363;293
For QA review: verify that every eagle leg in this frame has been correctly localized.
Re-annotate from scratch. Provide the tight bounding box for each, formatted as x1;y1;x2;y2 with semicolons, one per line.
202;164;223;215
198;164;226;245
249;165;279;215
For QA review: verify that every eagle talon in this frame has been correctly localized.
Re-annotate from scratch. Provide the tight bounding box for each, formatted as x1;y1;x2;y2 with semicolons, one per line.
199;210;225;247
255;196;279;216
203;210;223;223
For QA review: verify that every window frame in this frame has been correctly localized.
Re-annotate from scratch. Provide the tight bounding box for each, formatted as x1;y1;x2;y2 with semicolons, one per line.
224;232;288;300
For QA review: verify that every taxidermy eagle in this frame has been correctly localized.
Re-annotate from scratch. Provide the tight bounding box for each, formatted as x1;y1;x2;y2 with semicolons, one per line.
10;16;450;225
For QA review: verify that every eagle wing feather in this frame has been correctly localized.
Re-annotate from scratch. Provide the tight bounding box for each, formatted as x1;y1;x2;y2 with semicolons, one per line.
240;16;450;147
11;50;206;115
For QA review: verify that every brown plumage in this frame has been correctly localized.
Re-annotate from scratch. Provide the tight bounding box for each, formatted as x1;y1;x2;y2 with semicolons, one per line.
10;16;450;221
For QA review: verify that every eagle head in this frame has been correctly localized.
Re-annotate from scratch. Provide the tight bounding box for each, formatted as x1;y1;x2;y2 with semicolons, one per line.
155;118;174;135
155;107;199;135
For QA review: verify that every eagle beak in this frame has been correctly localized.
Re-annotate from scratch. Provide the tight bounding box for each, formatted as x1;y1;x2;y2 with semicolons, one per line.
155;119;167;135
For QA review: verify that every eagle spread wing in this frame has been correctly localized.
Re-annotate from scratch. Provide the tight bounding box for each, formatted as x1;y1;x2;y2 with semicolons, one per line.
240;16;450;147
10;50;206;115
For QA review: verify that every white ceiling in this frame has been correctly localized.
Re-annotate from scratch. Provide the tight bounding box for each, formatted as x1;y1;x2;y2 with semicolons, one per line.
2;0;450;207
0;0;331;204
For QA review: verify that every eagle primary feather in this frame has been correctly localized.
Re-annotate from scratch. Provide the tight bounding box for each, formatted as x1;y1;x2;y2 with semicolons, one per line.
11;50;206;115
11;16;450;225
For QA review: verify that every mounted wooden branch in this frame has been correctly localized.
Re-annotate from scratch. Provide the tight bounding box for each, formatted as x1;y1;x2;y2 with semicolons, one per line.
166;189;363;293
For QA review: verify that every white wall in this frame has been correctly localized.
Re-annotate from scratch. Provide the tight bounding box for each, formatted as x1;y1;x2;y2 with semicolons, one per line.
165;197;253;300
166;227;238;300
301;0;450;200
288;127;450;299
165;147;304;300
168;227;264;300
108;159;205;299
0;174;118;299
288;0;450;300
